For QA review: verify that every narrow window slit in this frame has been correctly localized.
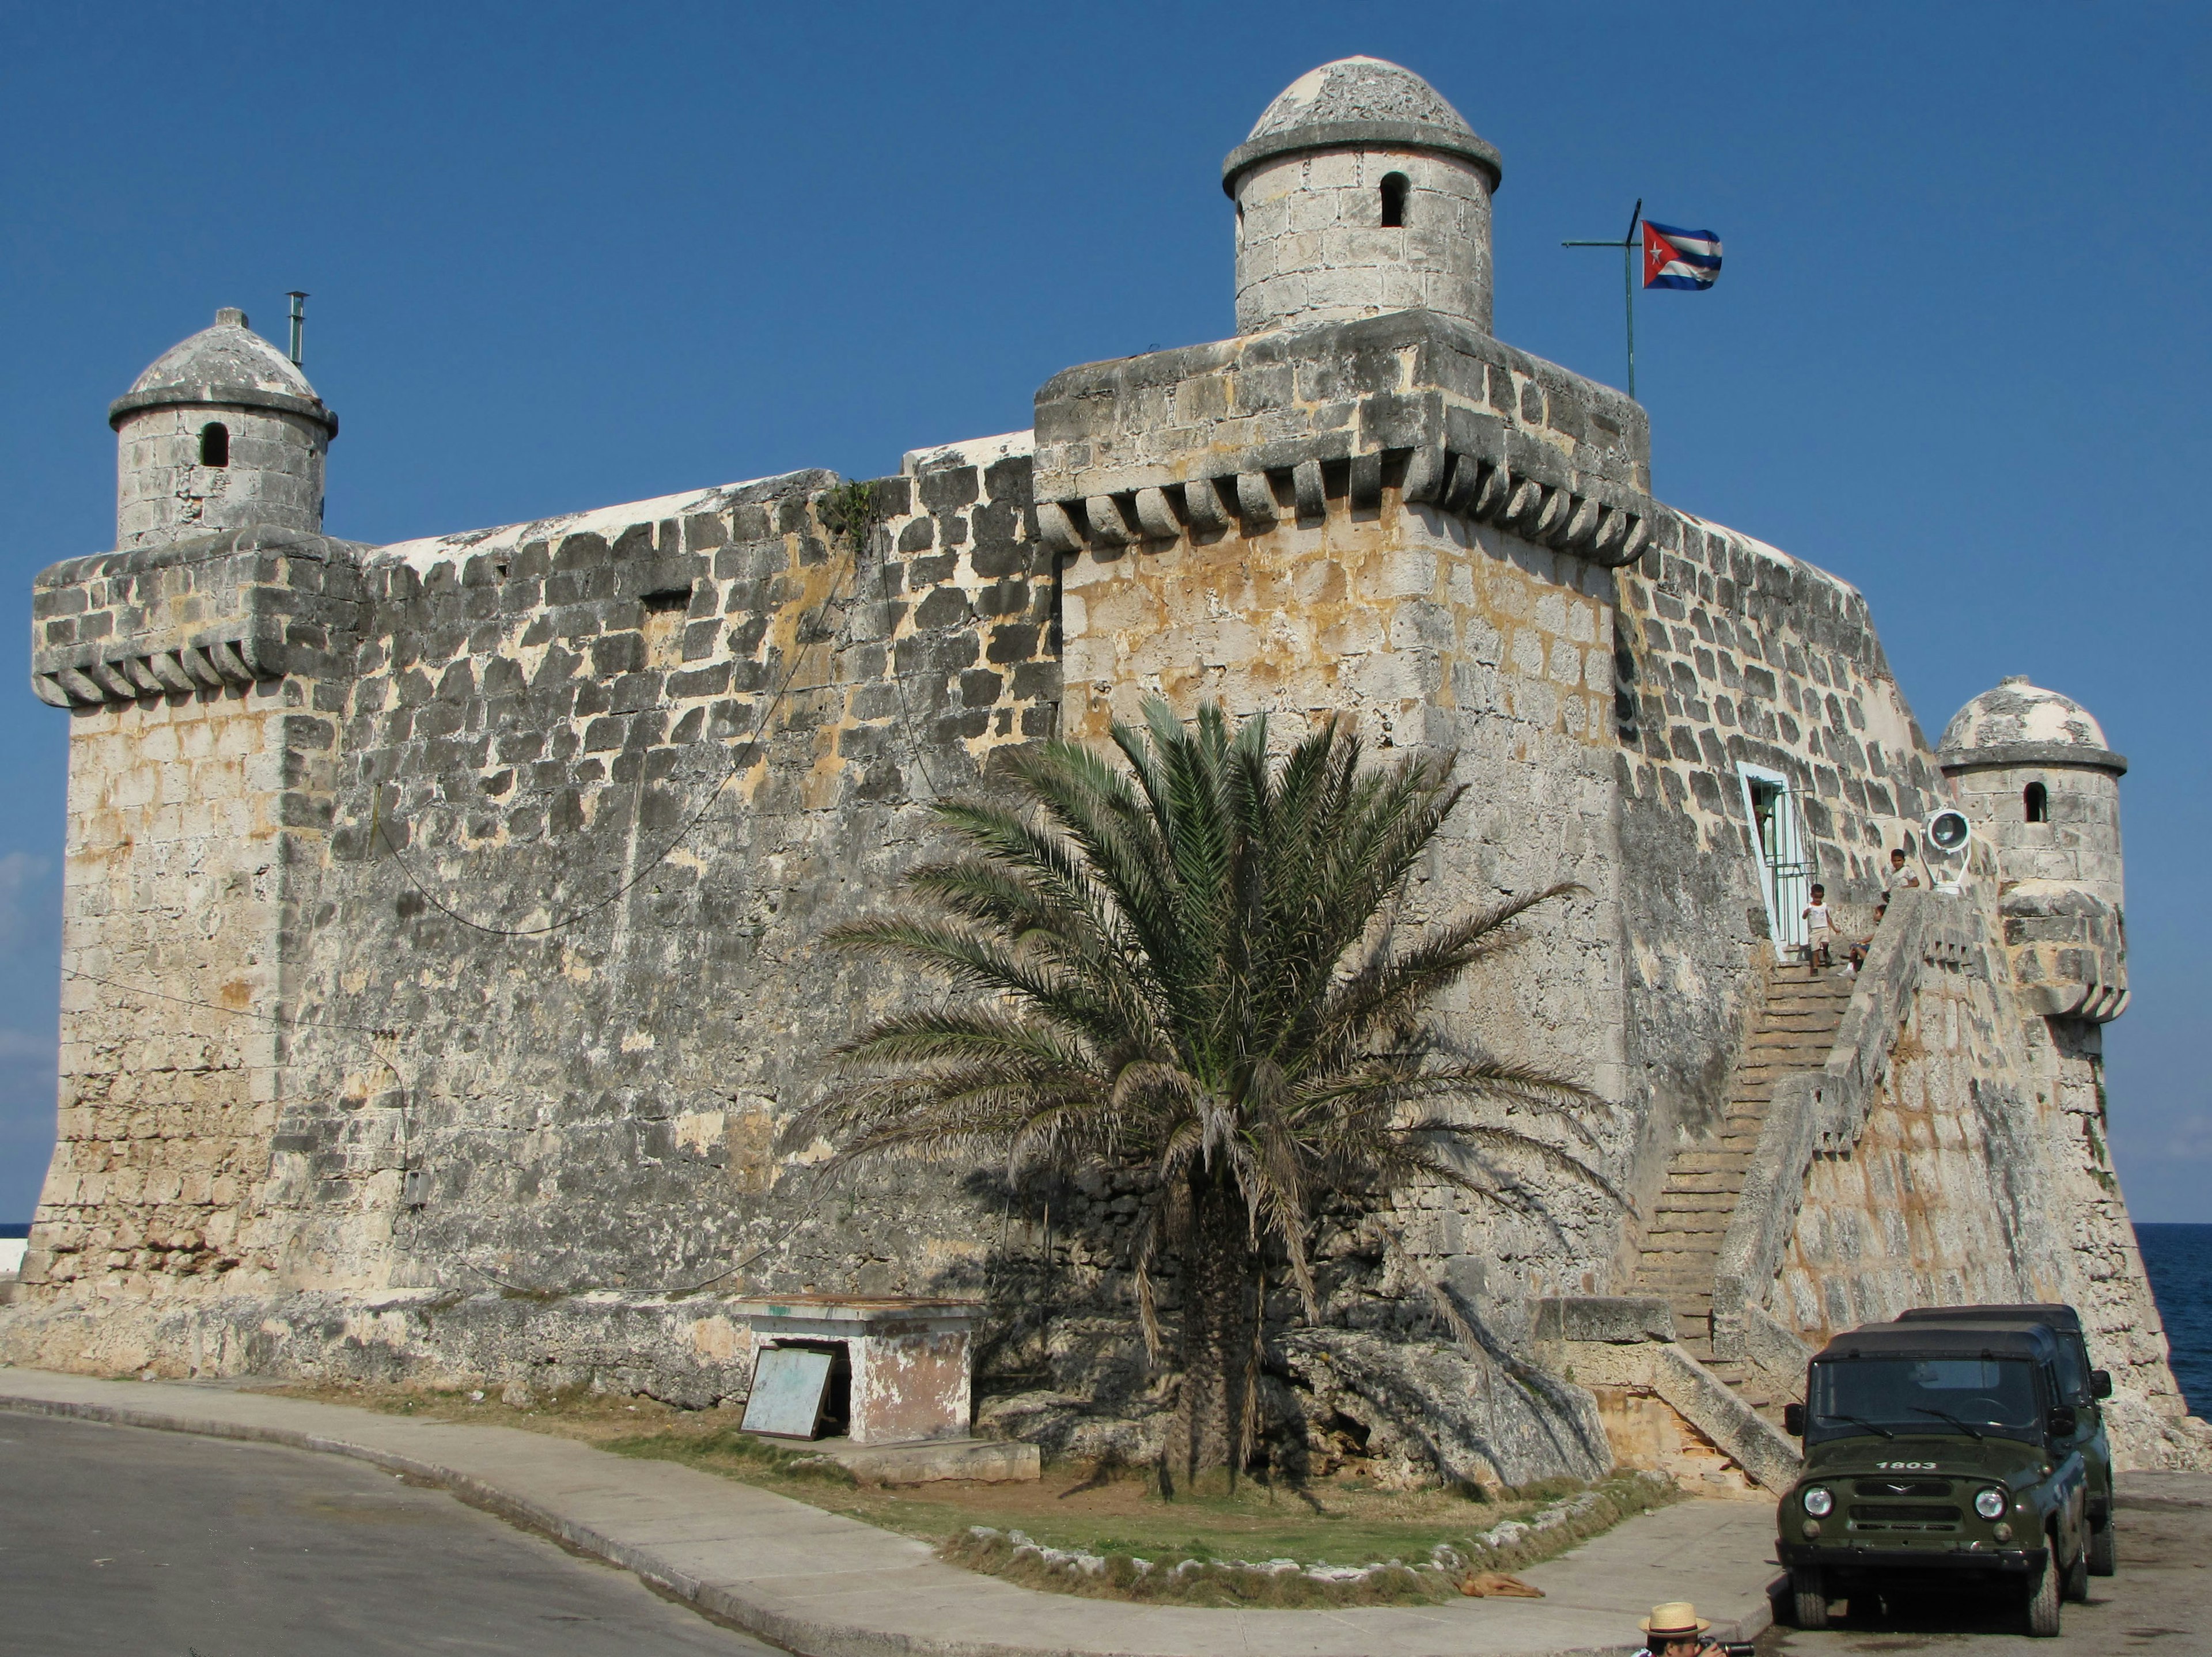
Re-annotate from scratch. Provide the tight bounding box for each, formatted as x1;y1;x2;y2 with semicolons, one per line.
1380;173;1409;229
2024;781;2049;823
199;423;229;467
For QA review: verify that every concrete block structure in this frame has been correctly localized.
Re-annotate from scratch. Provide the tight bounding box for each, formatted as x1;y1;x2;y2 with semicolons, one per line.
6;58;2203;1488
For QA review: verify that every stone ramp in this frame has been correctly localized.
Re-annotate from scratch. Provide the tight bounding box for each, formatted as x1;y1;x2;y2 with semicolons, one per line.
1631;964;1854;1415
0;1366;1781;1657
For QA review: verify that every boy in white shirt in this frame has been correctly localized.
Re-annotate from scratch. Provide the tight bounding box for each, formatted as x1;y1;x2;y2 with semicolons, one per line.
1882;845;1922;905
1802;884;1835;969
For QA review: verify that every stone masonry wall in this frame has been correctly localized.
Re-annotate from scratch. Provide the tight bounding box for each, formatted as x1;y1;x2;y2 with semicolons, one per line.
115;405;329;551
5;443;1066;1393
9;304;2195;1474
1607;512;1948;1253
1233;148;1495;336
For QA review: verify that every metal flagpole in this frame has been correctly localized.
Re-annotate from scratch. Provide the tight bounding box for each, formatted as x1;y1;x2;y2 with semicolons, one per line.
1563;199;1642;399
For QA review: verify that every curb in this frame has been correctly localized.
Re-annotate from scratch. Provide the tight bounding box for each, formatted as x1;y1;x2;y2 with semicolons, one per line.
0;1381;1781;1657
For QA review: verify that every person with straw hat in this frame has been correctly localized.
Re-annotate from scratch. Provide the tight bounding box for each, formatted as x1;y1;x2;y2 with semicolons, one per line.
1634;1602;1716;1657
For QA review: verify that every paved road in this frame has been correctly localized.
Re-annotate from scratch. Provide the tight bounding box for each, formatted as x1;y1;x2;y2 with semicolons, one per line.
1762;1471;2212;1655
0;1410;779;1655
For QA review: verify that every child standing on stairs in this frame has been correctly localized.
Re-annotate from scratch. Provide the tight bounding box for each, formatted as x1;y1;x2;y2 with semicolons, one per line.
1802;884;1835;969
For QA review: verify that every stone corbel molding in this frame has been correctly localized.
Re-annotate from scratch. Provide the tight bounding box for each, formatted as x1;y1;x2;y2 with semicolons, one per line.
29;526;362;712
1709;890;1982;1361
1035;401;1665;566
33;630;283;708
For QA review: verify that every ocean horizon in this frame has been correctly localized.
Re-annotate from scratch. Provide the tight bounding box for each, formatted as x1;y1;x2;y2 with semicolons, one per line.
2137;1222;2211;1416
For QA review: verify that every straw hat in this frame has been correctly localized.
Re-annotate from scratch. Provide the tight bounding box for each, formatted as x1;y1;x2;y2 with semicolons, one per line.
1640;1602;1713;1637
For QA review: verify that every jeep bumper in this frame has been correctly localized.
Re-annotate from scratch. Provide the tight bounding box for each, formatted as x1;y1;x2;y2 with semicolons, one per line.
1779;1541;2046;1576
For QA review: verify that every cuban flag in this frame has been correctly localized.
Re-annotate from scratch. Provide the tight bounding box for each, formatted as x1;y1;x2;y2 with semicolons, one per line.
1643;221;1722;290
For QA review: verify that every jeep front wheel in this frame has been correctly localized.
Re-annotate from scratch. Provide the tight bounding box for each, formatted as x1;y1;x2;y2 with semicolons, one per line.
2064;1533;2090;1602
2025;1537;2063;1637
1791;1566;1830;1630
2089;1520;2116;1576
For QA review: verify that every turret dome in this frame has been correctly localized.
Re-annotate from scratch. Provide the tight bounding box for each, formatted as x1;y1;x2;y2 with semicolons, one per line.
109;308;335;435
1222;58;1503;338
1939;676;2123;773
107;307;337;549
1223;58;1501;196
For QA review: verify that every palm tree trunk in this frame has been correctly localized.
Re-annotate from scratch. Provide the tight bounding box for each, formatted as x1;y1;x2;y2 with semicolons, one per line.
1178;1169;1255;1490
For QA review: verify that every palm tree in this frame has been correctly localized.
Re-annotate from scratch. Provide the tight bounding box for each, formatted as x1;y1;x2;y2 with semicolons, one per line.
797;700;1617;1487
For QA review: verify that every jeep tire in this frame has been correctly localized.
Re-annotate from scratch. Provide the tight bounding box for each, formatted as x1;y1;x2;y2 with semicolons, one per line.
2064;1534;2090;1602
2089;1519;2116;1576
1791;1566;1829;1630
2025;1535;2063;1637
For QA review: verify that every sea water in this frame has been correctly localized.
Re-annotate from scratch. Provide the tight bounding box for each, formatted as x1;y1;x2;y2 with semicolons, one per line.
2136;1223;2212;1415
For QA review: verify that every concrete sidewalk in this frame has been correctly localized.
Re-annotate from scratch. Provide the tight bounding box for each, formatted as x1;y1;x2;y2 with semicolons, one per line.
0;1367;1781;1657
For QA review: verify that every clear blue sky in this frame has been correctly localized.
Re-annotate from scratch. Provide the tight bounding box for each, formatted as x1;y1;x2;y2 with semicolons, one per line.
3;3;2206;1222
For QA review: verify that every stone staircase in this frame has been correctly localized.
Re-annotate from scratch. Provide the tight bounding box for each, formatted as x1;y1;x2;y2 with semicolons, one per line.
1630;961;1855;1417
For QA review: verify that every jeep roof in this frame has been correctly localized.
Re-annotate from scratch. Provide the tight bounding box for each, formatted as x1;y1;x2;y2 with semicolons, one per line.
1895;1303;2083;1336
1812;1322;2062;1365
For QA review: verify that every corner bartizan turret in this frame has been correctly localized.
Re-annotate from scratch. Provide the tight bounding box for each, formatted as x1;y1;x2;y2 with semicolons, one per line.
1940;676;2128;1019
109;307;338;549
1224;58;1502;337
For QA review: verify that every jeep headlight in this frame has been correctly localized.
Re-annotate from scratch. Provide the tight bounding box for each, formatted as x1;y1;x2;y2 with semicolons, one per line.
1802;1485;1834;1517
1975;1488;2008;1520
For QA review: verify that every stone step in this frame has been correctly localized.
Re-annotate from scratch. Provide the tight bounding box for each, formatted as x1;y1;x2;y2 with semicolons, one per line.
1646;1209;1729;1233
1669;1151;1754;1174
1663;1159;1752;1185
1655;1190;1736;1213
1636;1279;1721;1299
1759;1040;1840;1053
1738;1057;1828;1076
1635;1258;1718;1279
1634;1262;1718;1287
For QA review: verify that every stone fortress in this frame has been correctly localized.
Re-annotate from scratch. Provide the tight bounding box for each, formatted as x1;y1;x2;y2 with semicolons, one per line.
5;57;2204;1490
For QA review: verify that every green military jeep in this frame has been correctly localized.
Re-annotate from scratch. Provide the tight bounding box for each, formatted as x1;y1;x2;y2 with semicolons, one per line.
1779;1322;2092;1638
1893;1303;2116;1575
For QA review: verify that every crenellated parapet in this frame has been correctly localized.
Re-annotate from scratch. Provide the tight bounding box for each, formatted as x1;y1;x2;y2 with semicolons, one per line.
1031;310;1661;566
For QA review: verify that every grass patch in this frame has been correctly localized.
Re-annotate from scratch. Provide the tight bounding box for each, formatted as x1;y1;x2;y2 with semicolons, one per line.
608;1424;859;1486
255;1379;1676;1605
934;1469;1678;1606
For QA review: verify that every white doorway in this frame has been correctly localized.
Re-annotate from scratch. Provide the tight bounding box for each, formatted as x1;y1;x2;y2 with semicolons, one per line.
1738;764;1811;950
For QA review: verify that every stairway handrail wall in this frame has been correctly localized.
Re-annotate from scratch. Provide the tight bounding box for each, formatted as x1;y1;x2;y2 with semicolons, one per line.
1709;889;1980;1360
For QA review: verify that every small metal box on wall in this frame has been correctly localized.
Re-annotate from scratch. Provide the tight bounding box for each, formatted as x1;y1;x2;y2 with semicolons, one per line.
730;1296;984;1446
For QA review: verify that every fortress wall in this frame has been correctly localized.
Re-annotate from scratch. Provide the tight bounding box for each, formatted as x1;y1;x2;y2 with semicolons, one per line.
1775;935;2047;1340
2023;1013;2200;1465
1607;512;1949;1255
28;685;300;1302
16;533;362;1332
271;450;1054;1303
1062;483;1630;1340
1764;879;2198;1464
6;446;1070;1389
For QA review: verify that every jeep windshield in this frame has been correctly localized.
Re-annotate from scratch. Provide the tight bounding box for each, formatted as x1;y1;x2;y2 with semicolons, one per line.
1808;1356;2044;1446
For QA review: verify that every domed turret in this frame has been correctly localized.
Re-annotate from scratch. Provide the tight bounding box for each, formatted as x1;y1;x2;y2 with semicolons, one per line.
109;307;338;549
1940;677;2127;1019
1222;58;1502;337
